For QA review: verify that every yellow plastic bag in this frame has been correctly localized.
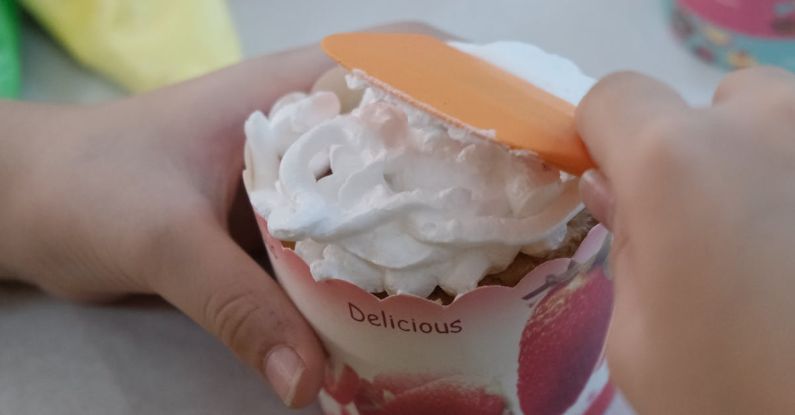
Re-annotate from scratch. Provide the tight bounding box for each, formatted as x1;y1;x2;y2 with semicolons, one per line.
22;0;242;92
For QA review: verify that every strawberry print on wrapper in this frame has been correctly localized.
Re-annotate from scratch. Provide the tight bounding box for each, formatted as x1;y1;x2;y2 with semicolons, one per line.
518;267;613;414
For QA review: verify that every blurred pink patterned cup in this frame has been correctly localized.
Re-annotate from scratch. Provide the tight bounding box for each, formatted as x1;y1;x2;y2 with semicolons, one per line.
668;0;795;70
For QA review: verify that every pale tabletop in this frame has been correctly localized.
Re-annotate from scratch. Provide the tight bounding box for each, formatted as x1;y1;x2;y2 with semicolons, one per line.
2;0;723;414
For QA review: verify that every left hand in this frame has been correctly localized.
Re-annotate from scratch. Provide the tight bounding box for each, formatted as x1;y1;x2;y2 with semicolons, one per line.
0;21;451;407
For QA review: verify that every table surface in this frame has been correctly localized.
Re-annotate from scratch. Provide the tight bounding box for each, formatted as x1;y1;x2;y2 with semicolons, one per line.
3;0;725;414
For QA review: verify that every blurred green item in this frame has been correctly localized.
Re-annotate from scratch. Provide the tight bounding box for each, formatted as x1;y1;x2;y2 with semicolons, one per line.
20;0;242;92
0;0;21;98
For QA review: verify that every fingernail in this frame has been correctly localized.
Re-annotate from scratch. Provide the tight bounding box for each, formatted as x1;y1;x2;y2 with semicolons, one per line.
579;169;614;229
264;346;305;407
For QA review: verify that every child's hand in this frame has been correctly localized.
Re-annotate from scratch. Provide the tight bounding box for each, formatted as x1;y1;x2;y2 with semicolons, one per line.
0;21;447;408
578;67;795;414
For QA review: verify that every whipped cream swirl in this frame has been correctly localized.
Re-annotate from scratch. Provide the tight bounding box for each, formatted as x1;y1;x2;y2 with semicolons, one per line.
244;42;594;297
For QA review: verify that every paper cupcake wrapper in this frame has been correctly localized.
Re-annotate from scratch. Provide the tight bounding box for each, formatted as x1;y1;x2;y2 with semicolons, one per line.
257;215;615;415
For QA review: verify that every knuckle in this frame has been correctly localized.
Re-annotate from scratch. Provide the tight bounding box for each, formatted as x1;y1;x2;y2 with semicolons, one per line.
722;66;789;87
637;116;692;168
594;71;648;94
585;72;629;102
718;66;795;102
620;115;696;199
745;65;794;81
764;90;795;118
136;220;184;285
581;71;655;114
723;87;795;129
642;115;687;142
136;207;210;285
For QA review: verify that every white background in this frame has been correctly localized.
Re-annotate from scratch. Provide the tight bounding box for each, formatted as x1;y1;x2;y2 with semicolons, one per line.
3;0;725;414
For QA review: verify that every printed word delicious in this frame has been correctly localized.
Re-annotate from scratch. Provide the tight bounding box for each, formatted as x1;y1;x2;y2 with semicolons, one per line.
348;302;462;334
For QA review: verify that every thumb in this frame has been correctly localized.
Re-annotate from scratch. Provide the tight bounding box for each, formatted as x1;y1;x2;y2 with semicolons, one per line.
575;72;687;226
149;221;325;408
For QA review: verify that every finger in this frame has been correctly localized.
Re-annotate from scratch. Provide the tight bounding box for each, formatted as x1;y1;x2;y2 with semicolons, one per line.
579;169;615;230
142;42;334;143
713;66;795;104
149;21;458;131
143;22;460;175
150;222;325;408
576;71;688;180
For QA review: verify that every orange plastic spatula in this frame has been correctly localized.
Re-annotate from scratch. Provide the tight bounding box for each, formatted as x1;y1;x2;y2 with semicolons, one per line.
322;32;594;175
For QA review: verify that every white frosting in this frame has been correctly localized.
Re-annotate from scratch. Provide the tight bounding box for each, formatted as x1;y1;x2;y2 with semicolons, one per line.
243;41;594;297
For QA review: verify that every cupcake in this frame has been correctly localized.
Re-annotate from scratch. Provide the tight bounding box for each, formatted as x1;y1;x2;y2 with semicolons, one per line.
244;39;614;415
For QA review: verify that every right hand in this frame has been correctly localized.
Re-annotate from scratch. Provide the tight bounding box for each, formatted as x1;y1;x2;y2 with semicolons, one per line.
577;67;795;414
